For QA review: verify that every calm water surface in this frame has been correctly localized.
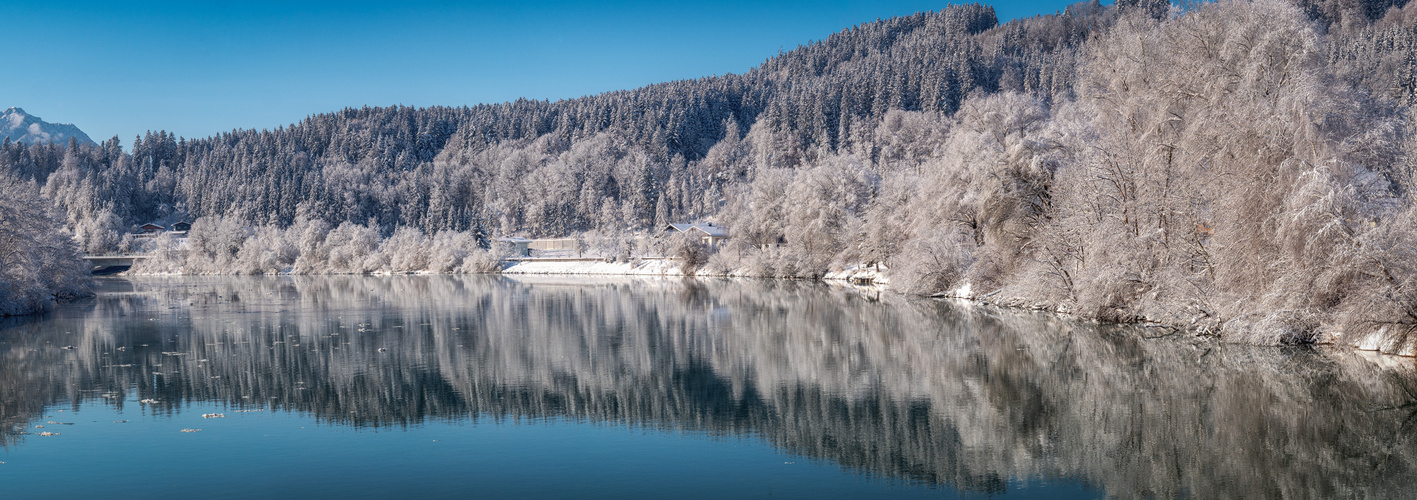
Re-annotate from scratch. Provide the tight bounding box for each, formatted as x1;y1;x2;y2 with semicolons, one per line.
2;276;1415;498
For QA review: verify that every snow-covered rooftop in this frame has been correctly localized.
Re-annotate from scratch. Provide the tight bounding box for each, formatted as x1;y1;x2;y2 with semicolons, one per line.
665;223;728;237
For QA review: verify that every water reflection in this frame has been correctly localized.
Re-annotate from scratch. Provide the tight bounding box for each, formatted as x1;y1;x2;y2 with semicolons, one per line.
2;275;1416;497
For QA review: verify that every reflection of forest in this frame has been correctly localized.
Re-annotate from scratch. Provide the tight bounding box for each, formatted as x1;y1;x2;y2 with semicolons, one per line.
2;275;1416;497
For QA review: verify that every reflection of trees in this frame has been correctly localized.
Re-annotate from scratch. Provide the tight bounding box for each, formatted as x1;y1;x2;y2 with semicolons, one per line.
1;275;1415;496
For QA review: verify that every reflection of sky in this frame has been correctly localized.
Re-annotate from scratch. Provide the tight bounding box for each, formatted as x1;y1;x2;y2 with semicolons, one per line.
5;402;1027;499
9;0;1093;144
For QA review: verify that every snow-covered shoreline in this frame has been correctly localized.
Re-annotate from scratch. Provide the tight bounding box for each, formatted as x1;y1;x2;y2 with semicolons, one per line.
501;258;681;276
500;258;898;287
118;259;1417;358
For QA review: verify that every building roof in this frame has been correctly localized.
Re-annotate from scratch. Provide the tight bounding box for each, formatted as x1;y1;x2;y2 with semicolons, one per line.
140;223;165;230
496;237;533;244
665;223;728;237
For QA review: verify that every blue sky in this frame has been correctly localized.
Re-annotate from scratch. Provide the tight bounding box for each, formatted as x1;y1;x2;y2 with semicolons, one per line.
9;1;1090;145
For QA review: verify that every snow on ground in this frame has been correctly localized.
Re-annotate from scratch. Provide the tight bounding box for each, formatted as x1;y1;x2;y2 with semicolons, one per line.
1352;326;1417;357
822;264;890;287
502;258;683;276
508;258;898;289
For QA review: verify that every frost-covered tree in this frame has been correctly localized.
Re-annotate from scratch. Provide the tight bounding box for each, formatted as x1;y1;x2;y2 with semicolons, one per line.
0;175;90;315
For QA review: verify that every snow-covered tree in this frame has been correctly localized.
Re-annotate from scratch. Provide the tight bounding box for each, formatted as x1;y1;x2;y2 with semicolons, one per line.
0;175;90;315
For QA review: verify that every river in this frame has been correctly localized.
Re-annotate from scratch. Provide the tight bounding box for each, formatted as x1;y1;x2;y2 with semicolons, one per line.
1;275;1414;498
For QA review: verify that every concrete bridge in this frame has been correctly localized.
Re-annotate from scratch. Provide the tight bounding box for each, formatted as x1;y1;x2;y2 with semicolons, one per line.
82;255;147;274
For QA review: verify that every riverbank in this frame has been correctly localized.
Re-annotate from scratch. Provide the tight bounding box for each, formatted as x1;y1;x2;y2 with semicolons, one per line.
936;283;1417;358
500;258;679;276
501;258;891;284
118;255;1417;358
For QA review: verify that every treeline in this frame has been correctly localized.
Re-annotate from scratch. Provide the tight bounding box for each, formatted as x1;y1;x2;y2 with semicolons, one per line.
130;218;505;275
9;0;1417;347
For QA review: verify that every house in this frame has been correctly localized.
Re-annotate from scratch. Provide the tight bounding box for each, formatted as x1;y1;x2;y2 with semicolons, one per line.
171;221;192;232
663;222;729;249
496;237;533;257
138;223;165;235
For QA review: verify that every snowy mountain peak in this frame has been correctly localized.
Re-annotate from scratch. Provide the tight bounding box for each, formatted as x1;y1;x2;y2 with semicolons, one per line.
2;107;96;146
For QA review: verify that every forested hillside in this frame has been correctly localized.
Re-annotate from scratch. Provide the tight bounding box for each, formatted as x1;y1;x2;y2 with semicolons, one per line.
3;3;1081;240
8;0;1417;350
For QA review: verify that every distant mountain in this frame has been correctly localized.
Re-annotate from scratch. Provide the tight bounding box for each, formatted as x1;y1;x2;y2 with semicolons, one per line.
2;107;95;146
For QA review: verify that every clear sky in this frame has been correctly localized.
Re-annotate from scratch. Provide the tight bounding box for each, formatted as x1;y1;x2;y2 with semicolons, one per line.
8;1;1090;146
